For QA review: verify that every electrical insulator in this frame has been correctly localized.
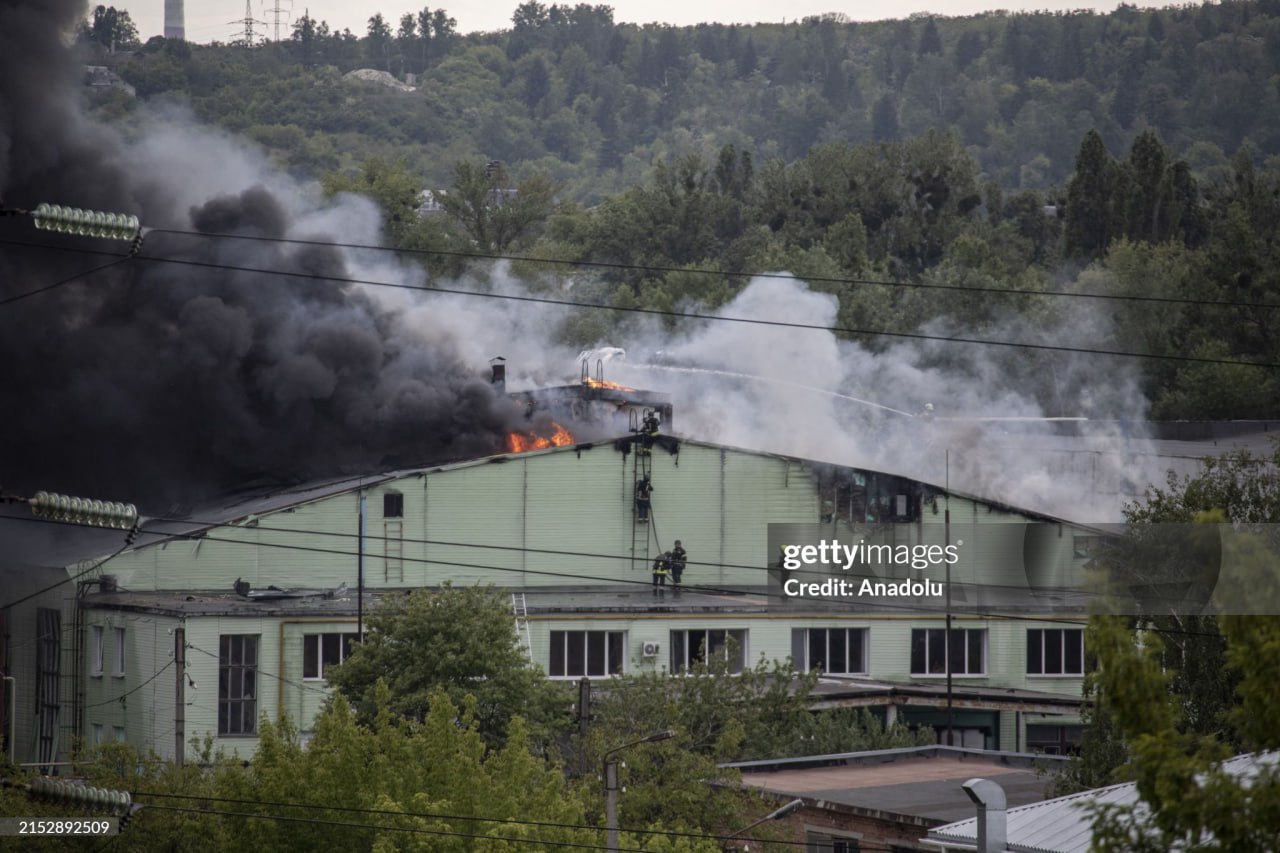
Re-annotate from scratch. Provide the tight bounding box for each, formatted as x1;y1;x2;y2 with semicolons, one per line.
27;777;132;814
29;491;139;530
32;203;140;242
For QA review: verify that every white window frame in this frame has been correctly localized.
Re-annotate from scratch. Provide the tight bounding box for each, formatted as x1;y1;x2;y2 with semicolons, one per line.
1026;628;1084;676
910;628;986;676
90;625;104;677
794;627;869;675
218;634;259;736
670;628;747;674
548;630;626;678
111;626;126;677
302;632;357;681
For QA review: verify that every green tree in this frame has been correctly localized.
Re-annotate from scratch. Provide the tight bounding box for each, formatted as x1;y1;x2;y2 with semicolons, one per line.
366;13;392;71
324;584;571;750
1065;129;1123;257
1062;444;1280;820
82;5;140;52
918;17;943;56
437;160;559;253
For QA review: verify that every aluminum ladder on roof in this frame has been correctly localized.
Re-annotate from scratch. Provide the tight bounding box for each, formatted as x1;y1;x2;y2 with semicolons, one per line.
512;592;533;662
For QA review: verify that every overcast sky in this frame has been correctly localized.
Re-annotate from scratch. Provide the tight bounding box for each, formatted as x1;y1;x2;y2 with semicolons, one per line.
115;1;1157;44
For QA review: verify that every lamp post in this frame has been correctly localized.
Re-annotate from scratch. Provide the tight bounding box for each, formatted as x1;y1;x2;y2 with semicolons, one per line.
722;798;804;852
604;729;675;852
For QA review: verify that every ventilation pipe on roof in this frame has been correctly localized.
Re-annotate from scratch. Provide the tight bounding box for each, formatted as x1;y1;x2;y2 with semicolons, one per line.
490;357;506;394
962;778;1008;853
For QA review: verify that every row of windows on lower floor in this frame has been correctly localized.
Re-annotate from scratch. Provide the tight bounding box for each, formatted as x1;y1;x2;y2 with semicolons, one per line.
545;626;1085;679
212;628;1083;735
280;626;1084;683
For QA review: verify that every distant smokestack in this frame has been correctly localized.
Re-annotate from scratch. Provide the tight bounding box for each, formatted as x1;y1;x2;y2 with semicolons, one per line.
164;0;185;40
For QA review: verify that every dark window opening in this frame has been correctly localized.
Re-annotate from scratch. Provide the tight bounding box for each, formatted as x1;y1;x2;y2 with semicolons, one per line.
1027;629;1084;675
219;634;259;736
549;631;625;677
383;492;404;518
911;628;985;675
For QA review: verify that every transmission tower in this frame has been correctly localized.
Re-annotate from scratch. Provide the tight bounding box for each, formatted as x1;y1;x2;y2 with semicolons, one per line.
262;0;293;42
229;0;266;46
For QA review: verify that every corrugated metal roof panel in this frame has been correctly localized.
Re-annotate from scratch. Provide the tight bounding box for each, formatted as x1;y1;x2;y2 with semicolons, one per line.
927;752;1277;853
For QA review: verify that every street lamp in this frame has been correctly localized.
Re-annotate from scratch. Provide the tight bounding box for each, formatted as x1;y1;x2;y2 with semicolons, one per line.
722;798;804;852
604;729;675;852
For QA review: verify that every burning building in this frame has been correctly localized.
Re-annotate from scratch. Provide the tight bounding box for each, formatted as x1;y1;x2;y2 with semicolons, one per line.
495;356;674;455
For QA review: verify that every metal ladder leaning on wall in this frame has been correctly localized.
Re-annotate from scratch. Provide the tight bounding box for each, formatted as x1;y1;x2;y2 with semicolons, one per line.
511;592;533;662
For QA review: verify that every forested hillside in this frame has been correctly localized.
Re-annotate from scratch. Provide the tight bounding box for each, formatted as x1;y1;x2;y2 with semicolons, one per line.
78;2;1280;419
87;1;1280;197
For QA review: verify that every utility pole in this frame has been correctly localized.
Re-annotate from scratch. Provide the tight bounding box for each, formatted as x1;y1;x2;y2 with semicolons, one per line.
945;448;954;747
604;730;674;852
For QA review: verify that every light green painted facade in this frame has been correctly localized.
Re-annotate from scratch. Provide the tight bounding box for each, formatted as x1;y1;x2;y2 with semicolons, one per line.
76;440;1094;759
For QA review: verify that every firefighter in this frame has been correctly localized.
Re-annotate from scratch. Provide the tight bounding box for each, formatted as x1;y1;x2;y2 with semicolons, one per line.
652;551;670;598
669;540;687;594
635;476;653;522
640;409;660;452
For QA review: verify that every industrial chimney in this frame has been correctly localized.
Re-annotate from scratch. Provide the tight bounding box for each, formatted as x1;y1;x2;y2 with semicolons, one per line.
164;0;185;40
490;356;507;394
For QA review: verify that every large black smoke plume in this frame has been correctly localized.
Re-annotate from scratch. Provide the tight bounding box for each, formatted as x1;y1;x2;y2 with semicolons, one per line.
0;2;517;510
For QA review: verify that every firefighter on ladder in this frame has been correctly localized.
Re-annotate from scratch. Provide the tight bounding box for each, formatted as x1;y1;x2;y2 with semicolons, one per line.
652;551;670;599
636;475;653;522
640;409;660;453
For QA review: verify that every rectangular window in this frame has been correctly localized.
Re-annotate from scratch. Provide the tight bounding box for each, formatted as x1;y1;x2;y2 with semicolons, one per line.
92;723;104;746
669;629;747;674
910;628;986;675
113;726;126;743
302;633;357;680
90;625;104;676
1026;724;1084;755
805;831;860;853
383;492;404;518
1073;535;1101;559
548;631;625;677
793;628;868;675
1027;629;1084;675
112;626;126;676
218;635;259;736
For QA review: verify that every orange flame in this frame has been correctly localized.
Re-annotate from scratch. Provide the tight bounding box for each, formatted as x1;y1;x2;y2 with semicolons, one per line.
506;421;575;453
583;376;635;392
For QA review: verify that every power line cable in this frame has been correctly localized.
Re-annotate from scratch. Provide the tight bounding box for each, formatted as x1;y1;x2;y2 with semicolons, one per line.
1;508;1236;637
146;511;1112;603
145;227;1280;312
84;660;176;709
1;236;1276;370
0;537;134;610
132;800;657;851
135;527;1230;636
0;510;1233;636
129;790;822;849
0;254;132;307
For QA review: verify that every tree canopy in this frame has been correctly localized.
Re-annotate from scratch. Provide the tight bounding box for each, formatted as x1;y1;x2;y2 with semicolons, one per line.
324;583;571;750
